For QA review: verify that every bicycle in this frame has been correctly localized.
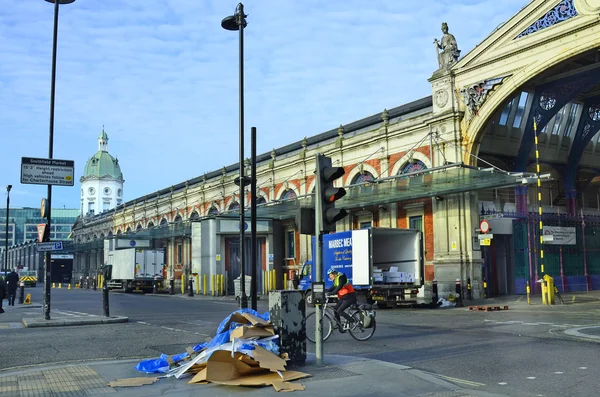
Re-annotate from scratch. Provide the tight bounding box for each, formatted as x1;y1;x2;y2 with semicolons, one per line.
305;295;377;342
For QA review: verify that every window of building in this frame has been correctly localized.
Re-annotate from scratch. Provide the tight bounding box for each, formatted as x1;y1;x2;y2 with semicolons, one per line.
552;106;568;135
103;201;110;211
286;230;295;259
564;103;581;137
177;244;182;264
512;92;529;128
88;202;94;215
409;215;423;231
400;160;427;175
360;221;372;229
498;97;514;126
280;189;297;201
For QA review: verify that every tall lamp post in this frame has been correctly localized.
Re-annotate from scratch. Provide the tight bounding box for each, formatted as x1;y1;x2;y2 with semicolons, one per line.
222;3;249;309
43;0;75;321
4;185;12;273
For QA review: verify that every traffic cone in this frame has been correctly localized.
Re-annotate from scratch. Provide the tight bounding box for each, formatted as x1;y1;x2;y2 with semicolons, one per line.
24;294;31;305
58;283;62;289
68;284;71;290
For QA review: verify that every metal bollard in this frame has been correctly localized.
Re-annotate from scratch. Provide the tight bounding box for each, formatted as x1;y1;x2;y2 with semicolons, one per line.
169;278;175;295
526;280;531;305
19;282;25;304
432;278;438;303
153;279;159;294
93;277;97;291
467;278;472;300
483;278;488;299
86;277;90;289
102;277;110;317
455;278;463;307
188;278;194;297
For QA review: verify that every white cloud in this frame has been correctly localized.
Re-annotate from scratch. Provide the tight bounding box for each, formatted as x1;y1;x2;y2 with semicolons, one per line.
0;0;527;208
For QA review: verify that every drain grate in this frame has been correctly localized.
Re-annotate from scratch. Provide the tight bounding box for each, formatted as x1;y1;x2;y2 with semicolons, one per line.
303;366;360;382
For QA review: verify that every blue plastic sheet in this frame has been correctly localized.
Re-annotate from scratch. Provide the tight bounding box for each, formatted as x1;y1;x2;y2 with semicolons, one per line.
135;309;271;374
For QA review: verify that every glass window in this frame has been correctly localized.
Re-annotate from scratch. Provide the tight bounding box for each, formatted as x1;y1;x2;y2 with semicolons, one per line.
177;244;182;264
360;221;371;229
499;98;514;126
552;106;567;135
512;92;529;128
409;215;423;231
286;230;295;258
88;202;94;215
564;103;581;137
103;201;110;211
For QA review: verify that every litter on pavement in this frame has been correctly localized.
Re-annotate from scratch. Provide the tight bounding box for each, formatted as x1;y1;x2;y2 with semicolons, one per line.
127;308;310;392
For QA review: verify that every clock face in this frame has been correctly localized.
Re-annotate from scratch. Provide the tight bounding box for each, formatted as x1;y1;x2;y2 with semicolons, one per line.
88;187;96;195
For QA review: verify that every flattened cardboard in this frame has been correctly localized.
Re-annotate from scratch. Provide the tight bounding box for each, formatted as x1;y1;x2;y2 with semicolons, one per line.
251;345;287;372
230;325;275;341
272;381;306;392
108;377;159;387
191;351;267;383
220;312;271;333
241;312;271;326
210;370;311;387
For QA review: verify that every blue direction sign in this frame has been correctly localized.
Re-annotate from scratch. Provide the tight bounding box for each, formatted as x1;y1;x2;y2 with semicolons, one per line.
37;242;63;251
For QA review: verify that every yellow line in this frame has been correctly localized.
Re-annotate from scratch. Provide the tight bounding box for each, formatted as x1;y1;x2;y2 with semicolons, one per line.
435;374;485;387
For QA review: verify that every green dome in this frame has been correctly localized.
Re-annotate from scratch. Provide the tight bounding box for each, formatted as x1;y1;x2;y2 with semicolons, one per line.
83;151;123;180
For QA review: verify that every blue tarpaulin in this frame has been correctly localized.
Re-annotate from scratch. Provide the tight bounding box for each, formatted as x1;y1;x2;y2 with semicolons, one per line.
135;308;271;374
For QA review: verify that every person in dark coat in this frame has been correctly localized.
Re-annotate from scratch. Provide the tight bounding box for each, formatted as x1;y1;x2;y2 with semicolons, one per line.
0;274;7;313
5;270;19;306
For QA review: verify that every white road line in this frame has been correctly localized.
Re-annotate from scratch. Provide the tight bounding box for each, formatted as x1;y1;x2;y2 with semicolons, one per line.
526;376;536;379
554;372;564;374
579;367;588;370
498;382;508;385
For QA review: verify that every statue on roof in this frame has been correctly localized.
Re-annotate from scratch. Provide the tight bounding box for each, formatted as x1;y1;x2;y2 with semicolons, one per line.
434;22;461;71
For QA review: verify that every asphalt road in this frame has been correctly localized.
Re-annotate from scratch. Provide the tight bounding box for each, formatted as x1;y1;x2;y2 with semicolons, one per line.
2;286;600;397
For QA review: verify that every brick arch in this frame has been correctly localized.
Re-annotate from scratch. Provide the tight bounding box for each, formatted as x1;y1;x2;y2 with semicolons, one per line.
345;163;379;185
275;183;301;201
390;150;431;176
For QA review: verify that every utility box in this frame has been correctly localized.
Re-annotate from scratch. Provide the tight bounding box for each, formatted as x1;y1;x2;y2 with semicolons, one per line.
268;290;306;367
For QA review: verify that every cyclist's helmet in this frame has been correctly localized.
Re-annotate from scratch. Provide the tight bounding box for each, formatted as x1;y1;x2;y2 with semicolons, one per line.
327;268;337;275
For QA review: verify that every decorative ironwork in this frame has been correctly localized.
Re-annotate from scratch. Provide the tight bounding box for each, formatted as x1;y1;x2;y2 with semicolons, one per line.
581;123;593;140
539;91;557;110
589;105;600;121
516;0;578;39
460;76;507;116
401;161;427;174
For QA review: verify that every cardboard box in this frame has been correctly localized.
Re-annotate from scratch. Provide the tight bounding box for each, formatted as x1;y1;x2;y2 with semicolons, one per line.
230;325;275;341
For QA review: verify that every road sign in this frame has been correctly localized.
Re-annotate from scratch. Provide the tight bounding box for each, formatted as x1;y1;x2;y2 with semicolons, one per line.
37;224;47;242
480;238;491;246
480;219;491;234
478;233;494;240
37;242;63;251
20;157;74;186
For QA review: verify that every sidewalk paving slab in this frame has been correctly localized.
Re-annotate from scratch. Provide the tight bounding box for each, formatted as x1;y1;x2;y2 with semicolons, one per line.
0;354;510;397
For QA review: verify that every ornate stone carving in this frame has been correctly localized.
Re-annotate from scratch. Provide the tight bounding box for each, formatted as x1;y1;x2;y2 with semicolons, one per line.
574;0;600;15
435;89;449;108
460;76;507;116
434;23;460;71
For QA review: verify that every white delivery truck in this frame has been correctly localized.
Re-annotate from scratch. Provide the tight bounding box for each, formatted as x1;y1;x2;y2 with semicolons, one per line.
298;228;424;308
105;248;165;293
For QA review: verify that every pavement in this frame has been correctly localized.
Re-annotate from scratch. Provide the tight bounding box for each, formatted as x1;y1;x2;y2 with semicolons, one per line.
0;353;510;397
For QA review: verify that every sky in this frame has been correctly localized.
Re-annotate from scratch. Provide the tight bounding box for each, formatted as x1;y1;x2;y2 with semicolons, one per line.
0;0;529;210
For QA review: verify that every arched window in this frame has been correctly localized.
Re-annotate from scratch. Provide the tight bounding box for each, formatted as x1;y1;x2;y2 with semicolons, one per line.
136;224;143;231
351;172;375;194
174;215;182;223
159;218;168;227
208;206;219;215
190;211;200;220
280;189;297;200
116;230;122;236
257;196;267;205
147;222;154;228
400;160;427;175
229;202;240;211
108;231;113;237
126;227;132;233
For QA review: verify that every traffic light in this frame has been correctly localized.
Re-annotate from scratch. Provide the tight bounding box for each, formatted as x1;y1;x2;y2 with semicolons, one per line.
316;154;348;232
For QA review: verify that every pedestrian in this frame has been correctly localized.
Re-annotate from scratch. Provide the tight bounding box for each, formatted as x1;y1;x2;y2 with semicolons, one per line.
0;274;6;313
6;269;19;306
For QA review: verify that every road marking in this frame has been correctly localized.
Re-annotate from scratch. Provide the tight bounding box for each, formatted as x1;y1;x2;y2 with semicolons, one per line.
484;319;589;328
54;310;98;317
498;382;508;385
572;296;576;303
433;374;485;387
516;296;523;302
564;326;600;341
579;367;588;370
133;320;208;337
554;372;563;374
526;376;536;379
136;321;150;325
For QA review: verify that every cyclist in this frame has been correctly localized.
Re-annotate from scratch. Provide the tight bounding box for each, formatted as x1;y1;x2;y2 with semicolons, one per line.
327;268;357;329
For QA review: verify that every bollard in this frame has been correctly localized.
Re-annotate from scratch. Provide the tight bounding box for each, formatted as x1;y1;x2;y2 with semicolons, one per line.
203;274;207;296
181;274;185;295
483;279;488;299
195;274;200;295
526;280;531;305
455;278;463;307
284;273;288;290
93;277;97;291
263;271;268;294
212;274;216;296
102;276;110;317
86;277;90;289
153;279;159;294
169;278;175;295
432;278;438;303
58;283;62;289
467;278;472;300
541;279;548;305
52;283;55;289
68;283;71;290
188;278;194;297
19;282;25;304
220;274;225;296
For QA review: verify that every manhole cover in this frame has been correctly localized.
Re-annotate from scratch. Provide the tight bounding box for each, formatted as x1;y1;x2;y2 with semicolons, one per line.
303;367;359;382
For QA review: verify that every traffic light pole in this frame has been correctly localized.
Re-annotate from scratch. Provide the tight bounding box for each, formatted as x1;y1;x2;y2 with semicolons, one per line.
314;155;324;366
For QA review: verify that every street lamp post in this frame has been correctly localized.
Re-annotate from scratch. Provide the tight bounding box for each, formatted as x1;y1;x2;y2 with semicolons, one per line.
43;0;75;320
222;3;248;309
4;185;12;273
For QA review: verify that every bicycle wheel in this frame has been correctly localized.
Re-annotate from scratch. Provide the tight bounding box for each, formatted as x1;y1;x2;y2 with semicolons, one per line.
305;311;333;343
348;310;376;341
